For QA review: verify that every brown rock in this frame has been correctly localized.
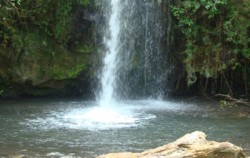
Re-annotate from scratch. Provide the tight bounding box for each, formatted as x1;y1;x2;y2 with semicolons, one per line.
97;131;247;158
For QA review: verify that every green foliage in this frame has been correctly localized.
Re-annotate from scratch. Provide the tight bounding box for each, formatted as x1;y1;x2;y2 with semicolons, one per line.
220;100;237;109
173;0;250;93
79;0;90;6
55;1;72;44
52;64;86;80
75;44;93;54
0;0;93;97
0;89;4;96
0;77;6;96
0;0;92;48
0;0;22;48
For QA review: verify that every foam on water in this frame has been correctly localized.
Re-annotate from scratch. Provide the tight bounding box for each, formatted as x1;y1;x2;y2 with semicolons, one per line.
66;107;135;124
63;106;140;130
22;100;197;131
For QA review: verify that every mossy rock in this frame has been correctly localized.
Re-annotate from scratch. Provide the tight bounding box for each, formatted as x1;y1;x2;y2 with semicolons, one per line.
0;30;94;97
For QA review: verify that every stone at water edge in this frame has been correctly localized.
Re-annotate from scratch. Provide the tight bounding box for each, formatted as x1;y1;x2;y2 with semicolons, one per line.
97;131;247;158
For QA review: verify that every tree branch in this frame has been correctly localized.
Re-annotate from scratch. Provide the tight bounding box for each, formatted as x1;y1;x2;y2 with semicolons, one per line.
215;94;250;106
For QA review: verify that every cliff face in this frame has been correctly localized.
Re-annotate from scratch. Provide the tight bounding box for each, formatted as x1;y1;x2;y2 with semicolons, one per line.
0;1;96;97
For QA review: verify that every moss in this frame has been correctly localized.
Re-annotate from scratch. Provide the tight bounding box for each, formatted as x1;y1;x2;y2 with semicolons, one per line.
52;63;86;80
0;0;95;97
22;88;63;97
79;0;91;6
0;51;10;75
9;30;89;83
75;44;93;54
131;51;141;69
0;89;4;96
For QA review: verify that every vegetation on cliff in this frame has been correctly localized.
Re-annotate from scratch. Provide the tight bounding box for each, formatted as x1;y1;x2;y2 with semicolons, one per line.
0;0;94;97
0;0;250;98
172;0;250;97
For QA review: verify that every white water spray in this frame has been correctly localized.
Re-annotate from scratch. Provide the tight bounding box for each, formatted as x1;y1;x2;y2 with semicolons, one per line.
99;0;121;106
97;0;168;101
92;0;133;126
85;0;169;127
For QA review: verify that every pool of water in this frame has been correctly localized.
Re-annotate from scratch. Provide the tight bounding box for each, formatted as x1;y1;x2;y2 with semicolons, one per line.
0;98;249;157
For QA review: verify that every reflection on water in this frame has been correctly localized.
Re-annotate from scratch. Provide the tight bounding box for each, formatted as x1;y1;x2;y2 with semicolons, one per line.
0;99;249;157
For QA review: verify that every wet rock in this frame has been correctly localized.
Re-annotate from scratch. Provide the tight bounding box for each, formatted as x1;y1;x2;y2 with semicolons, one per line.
13;156;29;158
0;154;9;158
97;131;247;158
0;155;30;158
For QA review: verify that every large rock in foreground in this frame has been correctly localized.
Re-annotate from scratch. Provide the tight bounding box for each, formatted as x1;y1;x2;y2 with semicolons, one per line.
97;131;247;158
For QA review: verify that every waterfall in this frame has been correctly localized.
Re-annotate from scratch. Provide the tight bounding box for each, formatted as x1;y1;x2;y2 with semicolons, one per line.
98;0;121;106
96;0;169;105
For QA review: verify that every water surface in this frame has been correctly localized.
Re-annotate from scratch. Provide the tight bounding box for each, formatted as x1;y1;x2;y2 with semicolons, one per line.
0;99;249;157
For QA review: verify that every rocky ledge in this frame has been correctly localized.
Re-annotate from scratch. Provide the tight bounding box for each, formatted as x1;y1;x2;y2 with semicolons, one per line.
97;131;247;158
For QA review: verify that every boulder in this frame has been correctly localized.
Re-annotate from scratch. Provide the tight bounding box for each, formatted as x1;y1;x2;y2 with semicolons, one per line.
97;131;247;158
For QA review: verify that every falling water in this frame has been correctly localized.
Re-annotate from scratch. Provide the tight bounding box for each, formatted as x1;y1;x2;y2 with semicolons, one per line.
96;0;169;105
98;0;121;106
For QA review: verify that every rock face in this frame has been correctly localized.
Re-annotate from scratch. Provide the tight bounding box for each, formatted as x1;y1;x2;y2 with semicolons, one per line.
97;131;247;158
0;2;95;98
